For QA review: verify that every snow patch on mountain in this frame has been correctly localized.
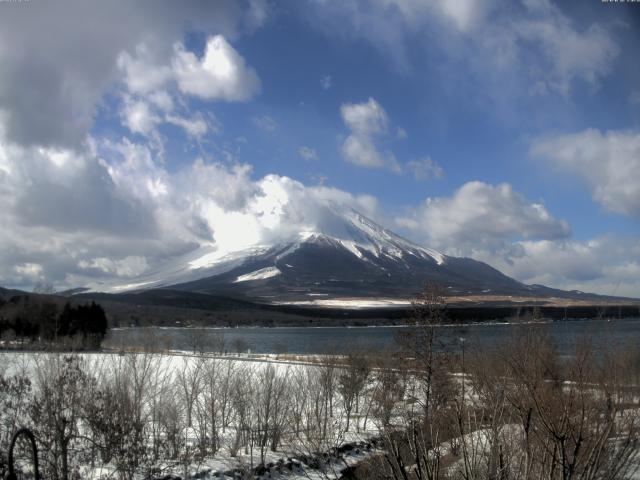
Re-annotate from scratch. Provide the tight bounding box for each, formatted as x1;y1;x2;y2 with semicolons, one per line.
234;267;281;283
276;298;413;308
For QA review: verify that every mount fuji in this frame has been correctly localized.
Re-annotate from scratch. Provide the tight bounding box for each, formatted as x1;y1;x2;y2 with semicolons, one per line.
84;198;576;305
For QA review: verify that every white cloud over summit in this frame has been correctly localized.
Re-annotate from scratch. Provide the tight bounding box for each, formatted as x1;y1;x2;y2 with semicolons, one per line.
0;126;386;289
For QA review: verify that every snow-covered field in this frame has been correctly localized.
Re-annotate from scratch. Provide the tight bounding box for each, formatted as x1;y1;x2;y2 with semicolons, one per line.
2;344;640;480
0;351;384;480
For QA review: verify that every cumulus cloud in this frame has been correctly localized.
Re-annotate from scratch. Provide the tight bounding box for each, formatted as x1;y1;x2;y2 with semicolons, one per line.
339;99;441;179
320;75;332;90
392;180;640;297
396;181;570;251
340;98;401;171
531;129;640;218
173;35;260;102
341;97;389;135
118;35;261;106
298;146;318;161
115;34;256;144
0;0;266;148
470;237;640;299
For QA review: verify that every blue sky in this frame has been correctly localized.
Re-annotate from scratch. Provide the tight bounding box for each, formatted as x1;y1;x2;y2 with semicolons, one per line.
0;0;639;296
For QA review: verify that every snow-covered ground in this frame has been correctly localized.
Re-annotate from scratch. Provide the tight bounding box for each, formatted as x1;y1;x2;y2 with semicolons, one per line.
0;351;384;480
3;348;639;480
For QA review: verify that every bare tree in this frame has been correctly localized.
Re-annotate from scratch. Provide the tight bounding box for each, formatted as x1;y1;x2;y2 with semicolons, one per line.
156;392;184;460
0;365;32;476
29;355;91;480
176;356;203;428
378;282;455;480
83;374;148;480
291;366;310;439
229;364;254;458
251;364;291;465
338;351;372;432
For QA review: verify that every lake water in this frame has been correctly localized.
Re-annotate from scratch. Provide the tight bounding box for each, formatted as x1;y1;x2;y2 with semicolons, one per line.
105;318;640;355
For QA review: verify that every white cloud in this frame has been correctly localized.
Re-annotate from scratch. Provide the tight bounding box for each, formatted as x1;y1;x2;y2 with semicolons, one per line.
393;180;640;297
298;146;318;161
118;37;250;142
340;99;443;179
531;129;640;217
117;44;173;95
397;181;570;251
437;0;481;32
148;90;174;112
310;186;380;221
341;97;389;135
514;3;618;95
14;263;44;282
117;35;261;107
342;135;397;170
252;115;277;132
0;1;263;148
165;114;209;138
121;98;161;137
172;35;260;102
114;33;262;147
304;0;619;96
78;256;149;278
340;98;401;172
470;237;640;298
405;157;443;181
0;127;249;288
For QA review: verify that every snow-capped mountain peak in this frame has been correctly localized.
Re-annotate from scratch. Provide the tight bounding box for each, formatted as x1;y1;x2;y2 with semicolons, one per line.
87;202;495;298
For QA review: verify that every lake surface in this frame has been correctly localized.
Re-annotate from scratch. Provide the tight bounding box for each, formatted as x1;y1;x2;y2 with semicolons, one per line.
105;318;640;355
